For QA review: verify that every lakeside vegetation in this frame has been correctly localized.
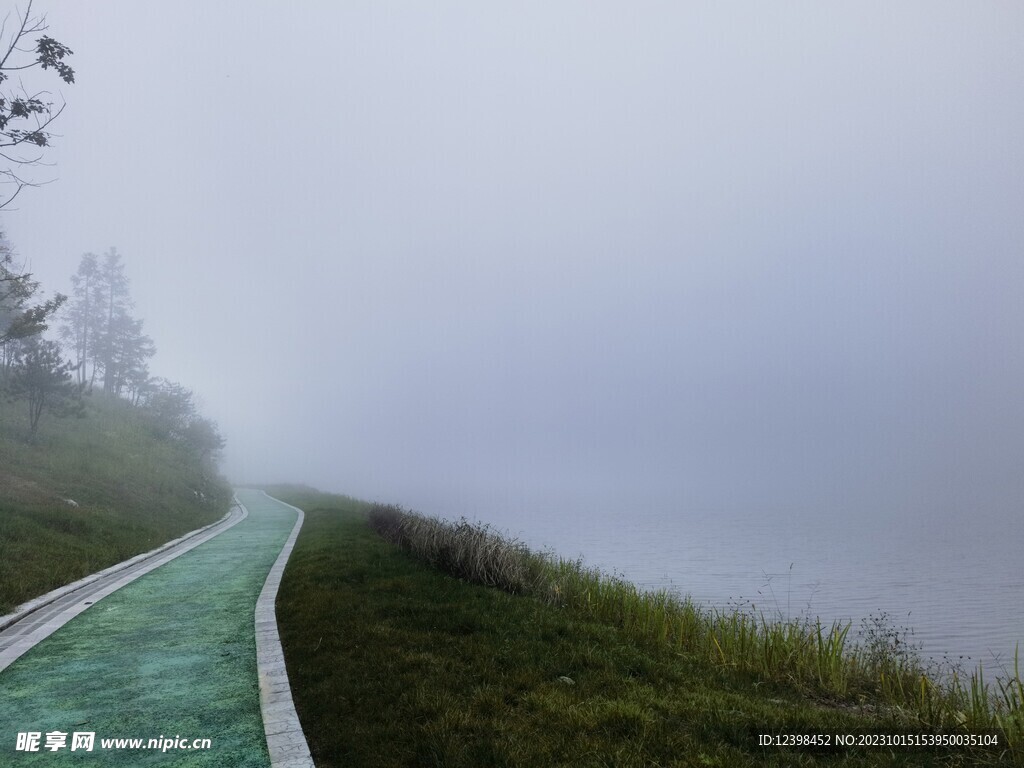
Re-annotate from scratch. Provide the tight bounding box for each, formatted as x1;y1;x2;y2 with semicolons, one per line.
273;488;1021;766
367;505;1024;741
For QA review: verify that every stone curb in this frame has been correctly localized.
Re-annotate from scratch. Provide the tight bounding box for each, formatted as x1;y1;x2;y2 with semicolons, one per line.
252;491;315;768
0;498;245;634
0;499;248;673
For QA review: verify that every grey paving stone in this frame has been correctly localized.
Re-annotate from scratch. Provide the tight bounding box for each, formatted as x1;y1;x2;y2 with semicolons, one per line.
253;492;315;768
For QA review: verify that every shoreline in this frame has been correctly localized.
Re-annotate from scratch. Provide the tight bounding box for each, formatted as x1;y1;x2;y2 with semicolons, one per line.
268;486;1024;766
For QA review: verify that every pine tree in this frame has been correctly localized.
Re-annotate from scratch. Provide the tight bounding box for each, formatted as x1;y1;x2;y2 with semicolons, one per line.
84;248;155;396
1;230;64;382
60;252;105;388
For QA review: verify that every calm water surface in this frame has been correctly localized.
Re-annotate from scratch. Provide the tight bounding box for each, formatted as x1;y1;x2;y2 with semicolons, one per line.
460;504;1023;671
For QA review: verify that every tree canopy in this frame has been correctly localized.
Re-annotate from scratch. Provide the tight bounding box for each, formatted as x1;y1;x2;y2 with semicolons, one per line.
4;242;222;465
61;248;154;398
8;332;78;433
1;229;64;380
0;0;75;207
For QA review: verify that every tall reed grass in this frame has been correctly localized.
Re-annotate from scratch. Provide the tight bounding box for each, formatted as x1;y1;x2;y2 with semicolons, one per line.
368;503;1023;757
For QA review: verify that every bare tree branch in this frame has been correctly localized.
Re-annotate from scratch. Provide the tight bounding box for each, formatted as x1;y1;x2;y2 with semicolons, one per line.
0;0;73;208
0;1;38;72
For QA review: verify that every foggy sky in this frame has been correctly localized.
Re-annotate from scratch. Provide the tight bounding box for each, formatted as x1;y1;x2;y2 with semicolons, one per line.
5;2;1023;523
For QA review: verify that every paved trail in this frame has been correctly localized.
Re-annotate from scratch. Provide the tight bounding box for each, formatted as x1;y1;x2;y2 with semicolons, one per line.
0;489;307;767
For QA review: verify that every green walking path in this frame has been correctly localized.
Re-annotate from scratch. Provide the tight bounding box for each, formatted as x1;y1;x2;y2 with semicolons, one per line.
0;489;296;766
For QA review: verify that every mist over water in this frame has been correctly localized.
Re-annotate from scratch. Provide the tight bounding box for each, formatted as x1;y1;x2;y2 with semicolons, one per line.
420;497;1024;668
3;3;1021;665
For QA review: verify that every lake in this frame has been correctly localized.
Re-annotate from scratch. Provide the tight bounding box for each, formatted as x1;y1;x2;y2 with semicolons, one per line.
450;502;1023;674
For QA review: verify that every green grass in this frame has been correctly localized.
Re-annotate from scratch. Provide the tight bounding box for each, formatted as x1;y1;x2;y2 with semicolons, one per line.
273;489;1014;766
0;489;297;767
367;503;1023;764
0;393;231;613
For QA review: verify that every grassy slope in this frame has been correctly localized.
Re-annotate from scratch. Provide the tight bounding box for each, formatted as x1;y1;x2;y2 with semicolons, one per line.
0;393;231;614
0;490;299;767
272;489;1002;767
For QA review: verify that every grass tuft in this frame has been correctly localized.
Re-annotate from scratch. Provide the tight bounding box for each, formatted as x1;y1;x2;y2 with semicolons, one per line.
367;503;1023;762
276;490;1020;765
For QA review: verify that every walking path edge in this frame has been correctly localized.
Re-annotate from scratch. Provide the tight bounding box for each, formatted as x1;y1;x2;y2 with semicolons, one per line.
252;491;316;768
0;498;248;673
